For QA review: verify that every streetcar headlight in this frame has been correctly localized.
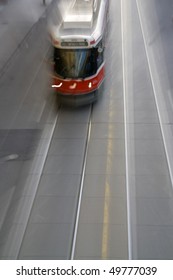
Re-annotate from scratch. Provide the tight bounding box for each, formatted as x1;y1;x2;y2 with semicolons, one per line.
88;82;92;88
52;82;62;88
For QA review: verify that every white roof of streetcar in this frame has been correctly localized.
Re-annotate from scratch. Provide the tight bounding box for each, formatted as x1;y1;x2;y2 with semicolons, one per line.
48;0;108;47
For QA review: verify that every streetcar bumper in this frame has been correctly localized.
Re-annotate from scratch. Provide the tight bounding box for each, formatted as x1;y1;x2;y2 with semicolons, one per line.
56;89;100;107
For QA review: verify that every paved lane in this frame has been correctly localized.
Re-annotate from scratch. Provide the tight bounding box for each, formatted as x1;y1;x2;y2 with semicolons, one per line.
1;0;173;260
122;0;173;259
74;0;128;259
18;106;91;259
18;0;128;260
0;11;57;259
0;0;52;73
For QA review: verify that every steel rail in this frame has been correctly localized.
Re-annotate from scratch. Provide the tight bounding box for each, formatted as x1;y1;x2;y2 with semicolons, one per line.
70;105;92;260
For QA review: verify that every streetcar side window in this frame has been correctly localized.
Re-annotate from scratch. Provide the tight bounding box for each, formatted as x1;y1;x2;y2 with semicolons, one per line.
96;40;104;68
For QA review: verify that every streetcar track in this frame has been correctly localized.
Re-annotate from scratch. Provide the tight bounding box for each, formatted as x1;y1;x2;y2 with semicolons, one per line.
70;104;93;260
17;103;60;259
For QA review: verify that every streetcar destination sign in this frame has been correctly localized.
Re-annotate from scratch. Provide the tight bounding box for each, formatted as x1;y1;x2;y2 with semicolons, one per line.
61;41;88;47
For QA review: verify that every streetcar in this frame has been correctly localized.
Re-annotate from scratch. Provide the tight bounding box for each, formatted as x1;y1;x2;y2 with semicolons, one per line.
48;0;109;106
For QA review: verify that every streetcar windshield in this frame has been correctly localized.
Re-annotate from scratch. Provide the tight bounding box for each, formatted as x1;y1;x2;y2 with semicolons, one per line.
54;48;98;79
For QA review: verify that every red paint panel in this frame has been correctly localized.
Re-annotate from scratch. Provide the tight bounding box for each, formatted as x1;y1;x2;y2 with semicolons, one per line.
52;65;105;95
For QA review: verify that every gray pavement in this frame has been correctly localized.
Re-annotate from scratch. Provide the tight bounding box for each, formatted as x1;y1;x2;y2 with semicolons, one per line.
0;0;52;72
1;0;173;260
0;0;56;259
122;0;173;259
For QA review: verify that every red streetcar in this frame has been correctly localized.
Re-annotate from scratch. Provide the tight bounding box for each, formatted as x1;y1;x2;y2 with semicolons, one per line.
48;0;109;105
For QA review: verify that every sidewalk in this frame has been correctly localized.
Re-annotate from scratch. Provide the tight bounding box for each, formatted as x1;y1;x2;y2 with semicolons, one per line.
0;0;52;72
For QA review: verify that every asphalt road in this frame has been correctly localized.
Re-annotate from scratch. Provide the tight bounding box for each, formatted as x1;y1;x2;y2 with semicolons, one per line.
0;0;173;259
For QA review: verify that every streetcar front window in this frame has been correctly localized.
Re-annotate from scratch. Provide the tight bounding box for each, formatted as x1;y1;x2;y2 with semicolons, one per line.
54;48;97;79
